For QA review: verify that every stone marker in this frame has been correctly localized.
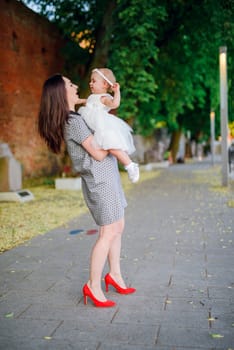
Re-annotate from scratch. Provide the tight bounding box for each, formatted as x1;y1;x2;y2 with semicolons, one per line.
0;143;22;191
0;189;34;202
55;177;81;190
0;143;34;202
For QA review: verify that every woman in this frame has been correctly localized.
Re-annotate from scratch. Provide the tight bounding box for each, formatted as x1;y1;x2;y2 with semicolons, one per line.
38;74;136;307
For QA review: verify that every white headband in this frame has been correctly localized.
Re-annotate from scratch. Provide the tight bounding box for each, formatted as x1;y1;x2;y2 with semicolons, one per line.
93;68;114;86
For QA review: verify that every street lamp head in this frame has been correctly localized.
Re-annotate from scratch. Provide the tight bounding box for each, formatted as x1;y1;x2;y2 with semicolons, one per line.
210;111;215;120
219;46;227;54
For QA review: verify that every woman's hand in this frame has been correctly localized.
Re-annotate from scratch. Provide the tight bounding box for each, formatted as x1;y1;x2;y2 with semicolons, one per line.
76;98;87;105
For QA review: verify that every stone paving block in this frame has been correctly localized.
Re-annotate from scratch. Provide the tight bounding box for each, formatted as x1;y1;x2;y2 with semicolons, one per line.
208;311;234;331
163;297;211;313
6;257;47;272
206;273;234;287
0;300;32;319
0;269;33;295
16;303;85;321
111;294;165;312
204;299;234;314
2;286;79;309
22;264;74;281
132;267;173;288
0;318;61;339
206;266;234;281
170;269;207;284
0;336;98;350
207;286;234;299
156;325;234;348
7;276;61;293
174;246;206;257
167;284;208;299
206;254;234;266
74;304;119;325
0;251;23;270
100;346;210;350
112;304;165;326
54;320;159;347
132;285;169;298
162;310;210;329
173;254;207;266
0;337;41;350
133;274;172;289
170;276;208;289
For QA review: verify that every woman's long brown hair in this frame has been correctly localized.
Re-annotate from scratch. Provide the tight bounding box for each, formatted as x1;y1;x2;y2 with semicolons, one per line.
38;74;69;154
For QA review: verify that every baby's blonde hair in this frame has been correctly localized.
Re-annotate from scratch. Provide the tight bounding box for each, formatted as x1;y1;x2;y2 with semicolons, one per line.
93;68;116;86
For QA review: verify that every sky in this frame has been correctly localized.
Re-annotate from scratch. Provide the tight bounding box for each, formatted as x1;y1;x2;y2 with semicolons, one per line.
21;0;41;13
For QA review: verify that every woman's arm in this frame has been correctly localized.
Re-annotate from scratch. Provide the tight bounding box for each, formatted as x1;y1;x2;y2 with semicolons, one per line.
82;135;108;161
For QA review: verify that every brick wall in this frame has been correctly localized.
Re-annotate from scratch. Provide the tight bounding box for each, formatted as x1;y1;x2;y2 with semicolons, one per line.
0;0;65;177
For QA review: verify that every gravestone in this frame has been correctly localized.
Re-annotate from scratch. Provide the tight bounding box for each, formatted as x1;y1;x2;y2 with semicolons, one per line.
0;143;22;191
0;143;34;202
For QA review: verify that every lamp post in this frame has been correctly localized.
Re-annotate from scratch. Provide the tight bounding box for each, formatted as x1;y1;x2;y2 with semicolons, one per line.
210;111;215;165
219;46;228;186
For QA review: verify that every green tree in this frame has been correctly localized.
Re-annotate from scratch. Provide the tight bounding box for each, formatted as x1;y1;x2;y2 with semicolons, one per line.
23;0;234;158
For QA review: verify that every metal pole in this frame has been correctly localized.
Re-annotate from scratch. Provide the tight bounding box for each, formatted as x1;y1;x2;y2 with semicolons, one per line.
219;46;228;186
210;111;215;165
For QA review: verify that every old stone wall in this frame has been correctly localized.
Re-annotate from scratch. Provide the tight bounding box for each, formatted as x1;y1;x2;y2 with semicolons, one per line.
0;0;65;177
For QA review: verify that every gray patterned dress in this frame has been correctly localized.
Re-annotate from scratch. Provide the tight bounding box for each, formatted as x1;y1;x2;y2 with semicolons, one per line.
64;112;127;226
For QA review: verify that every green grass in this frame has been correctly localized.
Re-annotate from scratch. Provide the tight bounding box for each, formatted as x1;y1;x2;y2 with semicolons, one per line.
0;170;160;253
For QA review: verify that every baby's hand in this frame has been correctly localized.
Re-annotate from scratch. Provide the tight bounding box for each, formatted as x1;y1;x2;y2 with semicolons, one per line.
111;82;120;92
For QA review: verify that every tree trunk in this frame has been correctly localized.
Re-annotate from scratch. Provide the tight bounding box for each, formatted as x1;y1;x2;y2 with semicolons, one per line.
169;129;182;163
83;0;117;96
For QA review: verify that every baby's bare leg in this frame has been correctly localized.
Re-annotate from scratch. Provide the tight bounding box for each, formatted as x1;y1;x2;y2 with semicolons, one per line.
109;149;139;183
109;149;131;166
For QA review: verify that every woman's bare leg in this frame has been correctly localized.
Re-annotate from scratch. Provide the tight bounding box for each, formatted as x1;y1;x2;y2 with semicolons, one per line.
88;219;123;301
107;218;127;288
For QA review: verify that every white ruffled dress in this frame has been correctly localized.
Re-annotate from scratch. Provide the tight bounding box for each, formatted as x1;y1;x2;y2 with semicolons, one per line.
78;93;135;155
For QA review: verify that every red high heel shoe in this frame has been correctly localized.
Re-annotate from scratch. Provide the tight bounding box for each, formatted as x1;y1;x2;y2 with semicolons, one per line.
83;284;116;307
105;274;136;294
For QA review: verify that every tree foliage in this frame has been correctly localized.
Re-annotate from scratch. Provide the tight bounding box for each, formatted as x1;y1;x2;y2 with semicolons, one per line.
23;0;234;140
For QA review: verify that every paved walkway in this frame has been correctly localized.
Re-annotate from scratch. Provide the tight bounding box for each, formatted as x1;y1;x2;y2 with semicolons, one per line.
0;161;233;350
